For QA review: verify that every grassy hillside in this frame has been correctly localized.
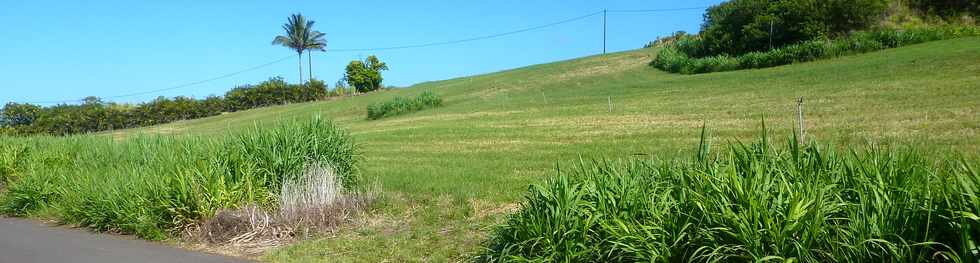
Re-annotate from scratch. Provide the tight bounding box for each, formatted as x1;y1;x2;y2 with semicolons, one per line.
101;38;980;261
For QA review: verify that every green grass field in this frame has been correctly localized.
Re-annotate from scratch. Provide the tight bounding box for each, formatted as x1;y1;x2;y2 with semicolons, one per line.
8;38;979;261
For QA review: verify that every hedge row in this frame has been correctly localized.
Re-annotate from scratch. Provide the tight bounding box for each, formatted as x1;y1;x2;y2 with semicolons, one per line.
1;78;333;135
651;26;980;74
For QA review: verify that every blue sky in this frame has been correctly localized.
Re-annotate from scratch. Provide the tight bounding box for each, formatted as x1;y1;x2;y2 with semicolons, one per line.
0;0;723;105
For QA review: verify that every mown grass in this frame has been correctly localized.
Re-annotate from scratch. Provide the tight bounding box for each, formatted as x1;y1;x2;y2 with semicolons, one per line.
0;117;359;240
3;38;975;261
258;39;980;262
480;129;979;262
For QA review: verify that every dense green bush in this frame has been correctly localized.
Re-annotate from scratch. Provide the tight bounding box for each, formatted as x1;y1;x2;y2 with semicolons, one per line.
700;0;889;56
0;103;40;127
644;31;692;48
224;78;328;112
652;26;980;74
1;78;329;136
345;56;389;93
648;47;691;73
650;0;977;74
0;117;359;239
366;91;443;120
907;0;980;17
481;131;979;262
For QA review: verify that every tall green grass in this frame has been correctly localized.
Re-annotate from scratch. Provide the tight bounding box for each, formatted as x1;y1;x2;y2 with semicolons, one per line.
366;91;443;120
0;116;359;240
481;130;979;262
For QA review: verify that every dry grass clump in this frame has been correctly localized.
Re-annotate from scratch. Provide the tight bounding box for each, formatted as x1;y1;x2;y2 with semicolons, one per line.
279;163;370;232
194;163;374;255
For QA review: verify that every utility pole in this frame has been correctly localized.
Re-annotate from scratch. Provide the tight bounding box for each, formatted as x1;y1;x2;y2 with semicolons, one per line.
603;9;607;54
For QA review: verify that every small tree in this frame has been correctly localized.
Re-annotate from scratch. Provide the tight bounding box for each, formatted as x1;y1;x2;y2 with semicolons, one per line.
1;102;41;127
344;55;389;93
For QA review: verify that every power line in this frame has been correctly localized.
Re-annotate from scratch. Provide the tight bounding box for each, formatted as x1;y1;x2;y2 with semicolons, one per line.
21;7;708;105
328;11;604;52
26;55;294;104
607;7;708;13
106;55;295;100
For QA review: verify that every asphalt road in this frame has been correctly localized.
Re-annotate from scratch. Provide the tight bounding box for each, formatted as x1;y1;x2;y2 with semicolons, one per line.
0;217;250;263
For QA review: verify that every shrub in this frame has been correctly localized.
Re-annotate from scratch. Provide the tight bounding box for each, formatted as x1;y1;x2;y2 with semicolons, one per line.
0;103;40;128
0;116;360;239
649;48;690;73
644;31;691;48
345;56;389;93
481;131;980;262
672;34;709;58
652;25;980;74
366;91;443;120
2;77;333;136
225;78;328;112
694;55;739;73
701;0;889;56
906;0;980;17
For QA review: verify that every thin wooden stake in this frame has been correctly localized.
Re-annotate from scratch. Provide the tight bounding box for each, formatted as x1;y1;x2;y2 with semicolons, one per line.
797;97;805;145
607;96;612;113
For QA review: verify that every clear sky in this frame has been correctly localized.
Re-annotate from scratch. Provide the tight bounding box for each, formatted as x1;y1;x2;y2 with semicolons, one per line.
0;0;723;105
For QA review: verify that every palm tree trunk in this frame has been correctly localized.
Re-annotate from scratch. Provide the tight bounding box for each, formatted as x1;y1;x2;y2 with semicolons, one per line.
291;52;303;105
308;51;314;82
298;53;304;84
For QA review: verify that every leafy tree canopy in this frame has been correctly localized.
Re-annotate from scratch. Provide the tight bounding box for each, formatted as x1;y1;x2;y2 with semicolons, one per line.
344;55;389;93
699;0;888;56
1;102;41;127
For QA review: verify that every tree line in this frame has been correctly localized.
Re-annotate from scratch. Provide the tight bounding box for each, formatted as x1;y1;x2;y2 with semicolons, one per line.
1;54;391;136
647;0;979;74
0;78;325;135
655;0;977;58
2;12;395;136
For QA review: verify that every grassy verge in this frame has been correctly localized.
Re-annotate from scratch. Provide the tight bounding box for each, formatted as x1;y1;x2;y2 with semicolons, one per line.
481;129;979;261
262;40;978;261
0;116;359;240
8;39;978;261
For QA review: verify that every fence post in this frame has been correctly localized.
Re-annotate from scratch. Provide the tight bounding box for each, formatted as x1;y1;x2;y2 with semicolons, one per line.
607;96;612;113
797;97;805;145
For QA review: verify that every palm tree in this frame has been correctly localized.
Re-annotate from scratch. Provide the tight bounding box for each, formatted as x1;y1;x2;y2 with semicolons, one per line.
272;13;314;84
305;30;327;81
